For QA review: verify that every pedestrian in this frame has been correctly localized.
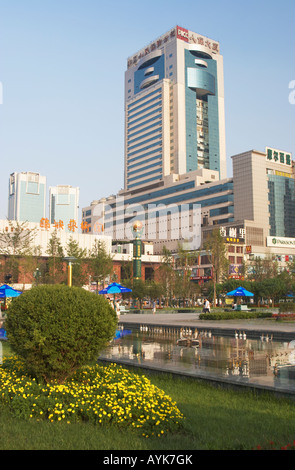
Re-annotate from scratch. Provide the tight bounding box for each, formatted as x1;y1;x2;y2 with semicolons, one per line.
115;301;120;319
152;300;156;315
203;298;210;313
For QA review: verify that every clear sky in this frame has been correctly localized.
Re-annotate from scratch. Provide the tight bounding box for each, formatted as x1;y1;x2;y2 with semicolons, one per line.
0;0;294;223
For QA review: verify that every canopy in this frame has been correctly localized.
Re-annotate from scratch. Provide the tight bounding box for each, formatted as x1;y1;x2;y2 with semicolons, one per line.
0;284;22;298
226;286;254;297
99;282;132;295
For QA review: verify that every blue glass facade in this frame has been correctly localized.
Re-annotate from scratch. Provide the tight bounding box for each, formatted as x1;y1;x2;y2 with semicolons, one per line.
185;50;220;174
18;180;46;223
134;56;165;95
268;175;295;237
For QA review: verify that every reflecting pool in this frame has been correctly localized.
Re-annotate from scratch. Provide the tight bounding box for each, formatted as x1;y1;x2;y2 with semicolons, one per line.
99;325;295;395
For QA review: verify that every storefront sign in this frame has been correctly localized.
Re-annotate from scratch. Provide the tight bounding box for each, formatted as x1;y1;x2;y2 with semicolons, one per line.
267;236;295;248
220;226;245;242
229;265;244;279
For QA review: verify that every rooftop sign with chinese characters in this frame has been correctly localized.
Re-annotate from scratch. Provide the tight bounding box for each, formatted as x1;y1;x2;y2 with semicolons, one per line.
266;147;292;166
39;218;93;233
127;26;219;68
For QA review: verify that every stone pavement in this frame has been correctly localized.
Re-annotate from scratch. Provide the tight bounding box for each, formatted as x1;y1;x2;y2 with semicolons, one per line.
119;312;295;341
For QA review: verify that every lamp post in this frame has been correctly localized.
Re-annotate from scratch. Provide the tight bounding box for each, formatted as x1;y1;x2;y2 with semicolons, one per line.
132;221;143;280
33;267;41;286
63;257;76;287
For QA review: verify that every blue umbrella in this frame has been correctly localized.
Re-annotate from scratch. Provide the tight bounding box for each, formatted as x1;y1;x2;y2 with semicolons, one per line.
0;284;22;298
99;282;132;295
226;286;254;297
99;282;132;314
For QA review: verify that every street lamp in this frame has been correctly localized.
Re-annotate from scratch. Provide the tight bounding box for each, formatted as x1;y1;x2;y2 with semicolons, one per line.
63;257;76;287
33;268;41;285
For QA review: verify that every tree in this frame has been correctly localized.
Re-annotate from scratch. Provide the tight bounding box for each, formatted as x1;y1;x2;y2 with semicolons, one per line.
5;284;117;383
131;279;147;308
258;277;286;306
46;230;65;284
158;246;175;306
0;221;37;282
247;255;278;282
173;243;199;306
89;239;113;291
146;280;165;305
203;229;229;307
66;237;87;287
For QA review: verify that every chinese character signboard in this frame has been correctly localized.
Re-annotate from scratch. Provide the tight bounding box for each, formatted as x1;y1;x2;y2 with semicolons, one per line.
40;219;90;233
127;26;219;69
219;226;246;243
266;147;292;166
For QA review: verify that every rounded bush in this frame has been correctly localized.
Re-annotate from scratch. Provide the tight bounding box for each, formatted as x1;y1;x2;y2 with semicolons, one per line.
5;285;117;383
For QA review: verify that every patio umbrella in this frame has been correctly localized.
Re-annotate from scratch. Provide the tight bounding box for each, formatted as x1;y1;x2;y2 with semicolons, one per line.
99;282;132;295
99;282;132;313
226;286;254;297
0;284;22;298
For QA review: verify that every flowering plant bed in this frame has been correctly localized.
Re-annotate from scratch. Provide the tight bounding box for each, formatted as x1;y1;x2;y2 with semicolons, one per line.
0;357;184;438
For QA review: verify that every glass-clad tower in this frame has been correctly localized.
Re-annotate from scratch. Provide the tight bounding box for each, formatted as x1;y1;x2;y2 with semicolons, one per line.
124;26;226;191
8;172;46;223
49;185;80;232
268;174;295;237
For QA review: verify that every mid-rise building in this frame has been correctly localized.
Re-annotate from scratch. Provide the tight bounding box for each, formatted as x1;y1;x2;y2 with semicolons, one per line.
8;172;46;223
83;168;234;254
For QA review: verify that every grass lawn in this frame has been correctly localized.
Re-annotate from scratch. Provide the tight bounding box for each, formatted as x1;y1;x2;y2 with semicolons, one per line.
0;366;295;451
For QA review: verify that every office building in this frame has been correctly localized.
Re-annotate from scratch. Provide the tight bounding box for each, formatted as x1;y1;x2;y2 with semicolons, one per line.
83;26;228;253
198;146;295;280
125;25;226;191
83;168;234;254
49;185;80;232
8;172;46;223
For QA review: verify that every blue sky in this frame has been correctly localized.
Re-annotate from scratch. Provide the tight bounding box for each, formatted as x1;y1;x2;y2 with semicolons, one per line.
0;0;294;222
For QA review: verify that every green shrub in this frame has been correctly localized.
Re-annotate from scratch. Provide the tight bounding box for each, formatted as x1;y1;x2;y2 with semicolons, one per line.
279;302;295;313
5;285;117;383
199;311;273;320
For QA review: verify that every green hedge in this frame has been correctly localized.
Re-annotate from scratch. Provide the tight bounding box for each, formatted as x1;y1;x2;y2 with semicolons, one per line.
199;311;273;320
279;302;295;313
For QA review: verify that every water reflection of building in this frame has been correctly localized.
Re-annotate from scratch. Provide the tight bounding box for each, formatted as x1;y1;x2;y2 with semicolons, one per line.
104;327;295;386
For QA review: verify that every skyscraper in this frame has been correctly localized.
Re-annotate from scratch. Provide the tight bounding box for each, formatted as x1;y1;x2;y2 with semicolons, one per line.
8;171;46;223
125;25;226;191
49;185;79;232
